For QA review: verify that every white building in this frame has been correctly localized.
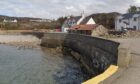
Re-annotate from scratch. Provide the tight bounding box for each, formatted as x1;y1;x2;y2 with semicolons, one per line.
61;14;96;32
115;11;140;31
3;19;18;23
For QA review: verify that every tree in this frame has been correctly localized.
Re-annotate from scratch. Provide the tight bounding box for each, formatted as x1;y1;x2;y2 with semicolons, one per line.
57;17;67;26
128;6;138;13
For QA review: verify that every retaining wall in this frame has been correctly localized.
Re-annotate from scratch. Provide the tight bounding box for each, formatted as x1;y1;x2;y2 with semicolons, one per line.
41;33;120;76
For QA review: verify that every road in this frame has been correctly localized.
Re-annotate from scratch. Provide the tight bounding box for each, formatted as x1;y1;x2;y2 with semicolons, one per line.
111;38;140;84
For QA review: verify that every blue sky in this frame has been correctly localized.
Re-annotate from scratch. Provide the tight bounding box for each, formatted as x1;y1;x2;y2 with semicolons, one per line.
0;0;140;19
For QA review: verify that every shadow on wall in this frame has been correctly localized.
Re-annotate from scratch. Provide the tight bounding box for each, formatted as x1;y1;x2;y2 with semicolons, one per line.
41;33;120;77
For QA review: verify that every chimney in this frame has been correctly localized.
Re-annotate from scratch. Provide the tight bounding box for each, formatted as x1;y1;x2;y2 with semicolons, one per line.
77;11;86;25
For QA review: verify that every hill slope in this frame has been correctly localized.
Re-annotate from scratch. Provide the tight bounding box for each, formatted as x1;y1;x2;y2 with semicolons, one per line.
0;15;47;22
87;12;120;29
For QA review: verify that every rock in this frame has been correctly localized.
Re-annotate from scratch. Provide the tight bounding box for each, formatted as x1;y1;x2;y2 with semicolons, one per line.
91;25;108;36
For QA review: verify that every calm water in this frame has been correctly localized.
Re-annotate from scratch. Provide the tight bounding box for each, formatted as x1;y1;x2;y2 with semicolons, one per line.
0;44;89;84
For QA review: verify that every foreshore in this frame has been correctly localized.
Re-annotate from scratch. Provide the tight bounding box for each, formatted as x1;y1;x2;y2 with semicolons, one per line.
0;34;41;48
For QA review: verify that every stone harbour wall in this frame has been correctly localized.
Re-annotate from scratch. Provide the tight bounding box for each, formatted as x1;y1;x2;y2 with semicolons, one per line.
41;33;120;76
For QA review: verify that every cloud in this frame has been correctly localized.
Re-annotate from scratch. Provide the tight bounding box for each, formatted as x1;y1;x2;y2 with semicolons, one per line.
0;0;139;19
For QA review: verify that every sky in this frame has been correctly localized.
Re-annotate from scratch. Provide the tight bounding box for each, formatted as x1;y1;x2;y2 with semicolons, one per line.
0;0;140;19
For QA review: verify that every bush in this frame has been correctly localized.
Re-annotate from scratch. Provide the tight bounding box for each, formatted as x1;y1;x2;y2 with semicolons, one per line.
4;23;19;30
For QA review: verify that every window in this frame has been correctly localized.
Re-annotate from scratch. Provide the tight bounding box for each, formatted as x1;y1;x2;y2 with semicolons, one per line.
119;19;122;23
134;17;137;21
121;27;124;31
134;26;137;29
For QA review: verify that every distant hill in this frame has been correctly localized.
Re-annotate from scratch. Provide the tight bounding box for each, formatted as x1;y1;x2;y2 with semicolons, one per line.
0;15;54;30
87;12;121;29
0;15;49;22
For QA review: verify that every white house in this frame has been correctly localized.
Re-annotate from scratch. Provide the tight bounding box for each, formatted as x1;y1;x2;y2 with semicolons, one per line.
61;13;96;32
3;19;18;23
115;11;140;31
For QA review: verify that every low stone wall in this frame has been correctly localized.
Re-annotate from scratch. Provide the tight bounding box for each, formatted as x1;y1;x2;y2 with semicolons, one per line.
41;33;66;48
41;33;120;76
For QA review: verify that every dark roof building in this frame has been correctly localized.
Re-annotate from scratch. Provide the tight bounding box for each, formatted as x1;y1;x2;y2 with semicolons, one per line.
61;14;96;32
115;11;140;31
122;11;140;19
80;17;91;24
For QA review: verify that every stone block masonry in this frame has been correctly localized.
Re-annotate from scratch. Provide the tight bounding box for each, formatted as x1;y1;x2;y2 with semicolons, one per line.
41;33;120;77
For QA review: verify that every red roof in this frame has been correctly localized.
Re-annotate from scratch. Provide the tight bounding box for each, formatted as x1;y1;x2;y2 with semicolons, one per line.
70;24;98;30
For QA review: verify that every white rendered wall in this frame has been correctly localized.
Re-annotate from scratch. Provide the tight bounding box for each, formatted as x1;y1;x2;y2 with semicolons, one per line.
86;18;96;24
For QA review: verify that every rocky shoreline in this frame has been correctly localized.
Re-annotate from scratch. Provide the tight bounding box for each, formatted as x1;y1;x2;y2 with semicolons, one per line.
0;34;41;49
0;42;40;49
